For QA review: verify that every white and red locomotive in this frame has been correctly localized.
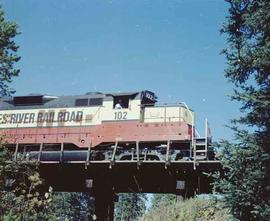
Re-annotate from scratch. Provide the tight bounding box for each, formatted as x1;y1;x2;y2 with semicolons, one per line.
0;91;212;162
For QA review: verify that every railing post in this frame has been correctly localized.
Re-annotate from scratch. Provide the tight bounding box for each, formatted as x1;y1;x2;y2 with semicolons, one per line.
165;140;171;169
136;141;140;168
14;143;19;161
144;148;147;161
205;118;208;152
38;143;43;162
110;140;118;168
192;115;196;170
86;142;92;168
60;143;64;162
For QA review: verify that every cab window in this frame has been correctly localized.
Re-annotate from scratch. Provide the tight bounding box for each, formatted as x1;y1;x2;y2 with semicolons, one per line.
113;96;129;109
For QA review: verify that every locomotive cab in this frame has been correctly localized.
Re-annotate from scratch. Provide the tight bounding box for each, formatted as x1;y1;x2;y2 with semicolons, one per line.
104;91;158;122
112;93;138;109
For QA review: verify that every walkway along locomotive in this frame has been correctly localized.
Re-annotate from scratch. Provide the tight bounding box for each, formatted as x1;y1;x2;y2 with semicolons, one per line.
0;90;214;169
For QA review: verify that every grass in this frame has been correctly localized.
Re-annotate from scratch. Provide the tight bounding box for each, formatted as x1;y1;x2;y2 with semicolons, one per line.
139;196;235;221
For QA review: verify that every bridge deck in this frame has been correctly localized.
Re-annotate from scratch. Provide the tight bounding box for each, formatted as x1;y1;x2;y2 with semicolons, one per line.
12;150;222;221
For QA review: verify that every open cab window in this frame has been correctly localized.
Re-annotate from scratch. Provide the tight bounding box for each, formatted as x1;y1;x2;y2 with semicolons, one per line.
113;96;129;109
111;93;139;109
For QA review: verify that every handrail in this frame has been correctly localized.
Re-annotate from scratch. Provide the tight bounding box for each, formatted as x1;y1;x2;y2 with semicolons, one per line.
143;105;194;124
205;118;208;153
143;116;185;120
178;102;196;169
141;102;193;109
92;106;103;119
195;129;201;138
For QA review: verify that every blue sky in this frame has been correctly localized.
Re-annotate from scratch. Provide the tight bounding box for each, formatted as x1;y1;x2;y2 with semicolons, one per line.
2;0;239;140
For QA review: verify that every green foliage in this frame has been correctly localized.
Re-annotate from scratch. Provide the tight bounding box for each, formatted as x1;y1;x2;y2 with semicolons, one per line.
0;5;20;96
216;0;270;220
221;0;270;137
0;5;96;221
51;192;94;221
151;194;176;209
0;5;56;220
214;137;270;220
0;145;57;221
0;143;95;221
141;197;233;221
115;193;147;221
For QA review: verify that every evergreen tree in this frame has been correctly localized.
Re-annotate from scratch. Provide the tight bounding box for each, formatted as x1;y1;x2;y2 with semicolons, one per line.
0;6;66;220
0;5;98;221
215;0;270;220
68;192;94;221
0;5;20;96
51;192;94;221
0;5;56;221
115;193;147;221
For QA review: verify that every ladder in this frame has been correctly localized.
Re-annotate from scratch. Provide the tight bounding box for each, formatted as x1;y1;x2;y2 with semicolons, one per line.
194;137;209;160
193;119;212;169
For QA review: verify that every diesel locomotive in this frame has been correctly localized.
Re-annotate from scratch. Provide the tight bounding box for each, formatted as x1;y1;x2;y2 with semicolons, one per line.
0;90;213;164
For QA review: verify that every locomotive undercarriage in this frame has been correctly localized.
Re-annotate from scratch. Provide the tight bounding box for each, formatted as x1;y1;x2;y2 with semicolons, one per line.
9;139;216;165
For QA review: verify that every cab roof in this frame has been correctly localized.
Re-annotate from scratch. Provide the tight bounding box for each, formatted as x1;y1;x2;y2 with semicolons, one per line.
0;90;157;110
